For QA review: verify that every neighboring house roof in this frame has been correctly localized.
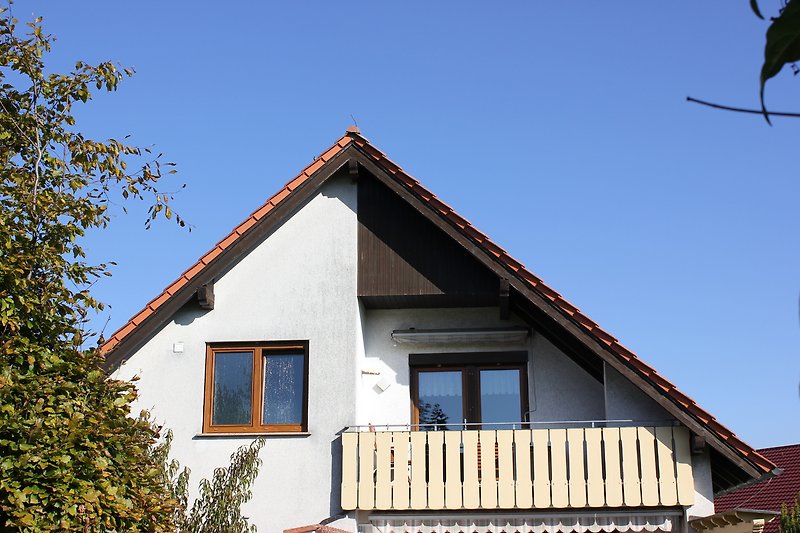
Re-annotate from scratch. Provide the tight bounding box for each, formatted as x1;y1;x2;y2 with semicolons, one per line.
715;444;800;533
284;525;351;533
100;127;777;489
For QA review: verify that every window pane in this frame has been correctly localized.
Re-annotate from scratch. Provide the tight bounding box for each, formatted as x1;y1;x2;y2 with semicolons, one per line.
212;351;253;425
480;368;521;429
262;354;304;425
417;370;463;430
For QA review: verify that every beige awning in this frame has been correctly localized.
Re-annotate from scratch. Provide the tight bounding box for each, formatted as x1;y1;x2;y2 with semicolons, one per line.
364;511;681;533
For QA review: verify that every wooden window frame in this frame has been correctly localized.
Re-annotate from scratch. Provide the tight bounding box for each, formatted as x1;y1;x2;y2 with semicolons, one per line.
203;341;309;434
410;356;529;429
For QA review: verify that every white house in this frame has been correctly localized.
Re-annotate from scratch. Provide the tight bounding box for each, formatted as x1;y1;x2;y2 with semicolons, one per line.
103;128;778;533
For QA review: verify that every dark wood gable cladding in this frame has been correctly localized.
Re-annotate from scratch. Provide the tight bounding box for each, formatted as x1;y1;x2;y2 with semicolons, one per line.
358;171;499;308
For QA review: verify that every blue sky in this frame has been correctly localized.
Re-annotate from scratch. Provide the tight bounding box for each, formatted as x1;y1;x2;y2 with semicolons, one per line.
18;1;799;448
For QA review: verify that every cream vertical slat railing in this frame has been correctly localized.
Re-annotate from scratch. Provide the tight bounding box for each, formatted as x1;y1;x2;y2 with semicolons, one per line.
374;432;392;509
602;427;624;506
444;431;463;509
341;425;695;511
462;431;480;509
532;429;551;508
479;430;498;509
585;428;605;507
409;431;426;509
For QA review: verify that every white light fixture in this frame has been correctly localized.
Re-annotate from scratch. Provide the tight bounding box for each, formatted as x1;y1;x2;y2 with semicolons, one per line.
391;327;529;345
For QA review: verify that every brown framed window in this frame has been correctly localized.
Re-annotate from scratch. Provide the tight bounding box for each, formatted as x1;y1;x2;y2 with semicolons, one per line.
203;341;309;433
410;352;528;430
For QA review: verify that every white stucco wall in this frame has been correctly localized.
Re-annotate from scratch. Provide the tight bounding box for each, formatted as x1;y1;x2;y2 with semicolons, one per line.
604;364;673;423
527;333;605;422
687;449;715;519
114;177;360;532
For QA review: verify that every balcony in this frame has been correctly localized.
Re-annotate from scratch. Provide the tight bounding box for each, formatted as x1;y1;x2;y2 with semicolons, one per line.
341;422;694;511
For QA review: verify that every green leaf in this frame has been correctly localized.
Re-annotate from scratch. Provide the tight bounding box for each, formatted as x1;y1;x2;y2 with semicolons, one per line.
759;0;800;123
750;0;764;19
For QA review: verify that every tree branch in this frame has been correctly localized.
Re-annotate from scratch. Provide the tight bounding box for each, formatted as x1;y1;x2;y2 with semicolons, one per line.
687;96;800;118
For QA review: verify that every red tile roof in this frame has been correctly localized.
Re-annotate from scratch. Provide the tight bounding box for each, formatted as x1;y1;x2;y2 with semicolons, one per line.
101;128;775;479
716;444;800;533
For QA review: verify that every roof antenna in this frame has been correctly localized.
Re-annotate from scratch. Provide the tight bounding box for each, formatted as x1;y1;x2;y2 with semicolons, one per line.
348;114;360;134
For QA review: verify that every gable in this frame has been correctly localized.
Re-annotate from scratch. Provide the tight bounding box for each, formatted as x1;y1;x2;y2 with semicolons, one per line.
101;128;777;493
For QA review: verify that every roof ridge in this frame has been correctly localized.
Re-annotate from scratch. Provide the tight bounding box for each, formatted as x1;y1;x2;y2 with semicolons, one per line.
759;443;800;453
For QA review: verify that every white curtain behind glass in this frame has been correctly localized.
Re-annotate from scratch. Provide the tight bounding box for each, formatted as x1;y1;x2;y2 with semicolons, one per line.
262;354;303;425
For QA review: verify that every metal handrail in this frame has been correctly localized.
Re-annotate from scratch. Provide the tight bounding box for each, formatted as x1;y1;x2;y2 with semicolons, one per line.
343;419;679;432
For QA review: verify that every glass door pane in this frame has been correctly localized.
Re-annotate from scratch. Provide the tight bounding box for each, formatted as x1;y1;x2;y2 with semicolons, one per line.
417;370;463;430
479;368;521;429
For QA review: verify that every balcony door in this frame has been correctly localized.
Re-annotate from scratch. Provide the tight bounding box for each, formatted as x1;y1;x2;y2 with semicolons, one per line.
410;354;528;430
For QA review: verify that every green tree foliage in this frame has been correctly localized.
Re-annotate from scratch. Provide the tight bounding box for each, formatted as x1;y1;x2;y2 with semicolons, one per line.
781;494;800;533
0;7;185;531
751;0;800;121
170;436;265;533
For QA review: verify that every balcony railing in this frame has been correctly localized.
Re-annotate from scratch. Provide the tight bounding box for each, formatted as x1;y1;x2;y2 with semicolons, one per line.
340;423;694;511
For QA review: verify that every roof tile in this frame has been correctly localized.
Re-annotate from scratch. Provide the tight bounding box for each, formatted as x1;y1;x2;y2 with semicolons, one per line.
627;356;653;375
446;211;471;229
305;158;325;176
271;187;291;205
428;197;452;214
148;291;172;311
235;216;258;235
501;254;524;272
647;372;675;392
482;240;505;258
320;145;341;162
360;143;383;161
219;232;239;250
287;174;308;191
379;157;401;174
413;186;434;201
554;297;579;315
395;172;417;188
130;308;153;326
591;328;616;346
666;388;694;408
164;278;187;296
463;225;488;243
252;203;274;220
573;313;598;330
114;322;136;341
535;283;561;301
102;337;120;352
184;262;205;280
200;246;223;265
